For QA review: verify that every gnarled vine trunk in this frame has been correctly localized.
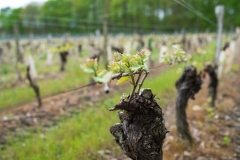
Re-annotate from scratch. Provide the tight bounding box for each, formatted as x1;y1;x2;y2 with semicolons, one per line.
26;66;42;107
78;44;82;57
175;65;202;143
111;46;124;54
109;89;168;160
59;51;69;71
204;65;218;107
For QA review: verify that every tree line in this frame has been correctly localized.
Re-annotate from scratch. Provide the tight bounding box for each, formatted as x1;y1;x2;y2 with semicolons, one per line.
0;0;238;35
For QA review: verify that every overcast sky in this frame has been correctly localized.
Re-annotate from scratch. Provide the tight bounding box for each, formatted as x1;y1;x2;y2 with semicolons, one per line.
0;0;47;9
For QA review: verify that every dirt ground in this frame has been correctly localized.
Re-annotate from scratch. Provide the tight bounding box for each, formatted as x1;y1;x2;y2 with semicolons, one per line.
162;63;240;159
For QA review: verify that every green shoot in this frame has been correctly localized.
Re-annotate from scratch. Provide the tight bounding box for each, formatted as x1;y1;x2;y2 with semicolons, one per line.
81;46;187;102
222;136;230;145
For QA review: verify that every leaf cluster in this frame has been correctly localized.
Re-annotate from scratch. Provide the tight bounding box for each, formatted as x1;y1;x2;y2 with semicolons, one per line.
49;43;75;53
109;50;150;84
81;58;112;83
81;46;188;101
162;45;188;64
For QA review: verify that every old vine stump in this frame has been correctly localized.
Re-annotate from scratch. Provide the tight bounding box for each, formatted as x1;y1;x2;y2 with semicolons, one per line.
26;66;42;107
175;65;202;144
109;88;168;160
204;64;218;107
59;51;69;71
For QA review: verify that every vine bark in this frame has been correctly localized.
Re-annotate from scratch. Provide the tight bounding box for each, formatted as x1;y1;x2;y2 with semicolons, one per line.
204;64;218;107
109;89;168;160
175;65;202;143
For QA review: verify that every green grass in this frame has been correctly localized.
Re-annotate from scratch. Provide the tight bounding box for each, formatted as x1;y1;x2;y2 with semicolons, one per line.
0;56;90;109
0;43;216;159
1;99;121;160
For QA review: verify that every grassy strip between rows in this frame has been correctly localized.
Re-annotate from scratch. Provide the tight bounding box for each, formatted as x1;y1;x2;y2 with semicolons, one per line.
0;52;91;109
0;50;159;109
0;43;215;159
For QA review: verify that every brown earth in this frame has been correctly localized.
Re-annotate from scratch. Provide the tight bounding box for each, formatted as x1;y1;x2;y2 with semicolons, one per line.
162;63;239;159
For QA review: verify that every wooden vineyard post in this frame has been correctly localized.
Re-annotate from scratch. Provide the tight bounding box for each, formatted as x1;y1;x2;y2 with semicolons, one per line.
103;16;108;68
147;37;154;67
0;47;3;62
102;0;111;69
208;5;223;107
215;5;224;66
13;23;23;81
181;28;186;50
14;24;23;63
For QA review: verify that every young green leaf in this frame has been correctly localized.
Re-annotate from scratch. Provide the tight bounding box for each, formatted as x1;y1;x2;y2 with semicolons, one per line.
117;76;130;85
93;72;113;83
80;65;95;74
97;70;108;77
222;136;230;145
129;66;142;71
